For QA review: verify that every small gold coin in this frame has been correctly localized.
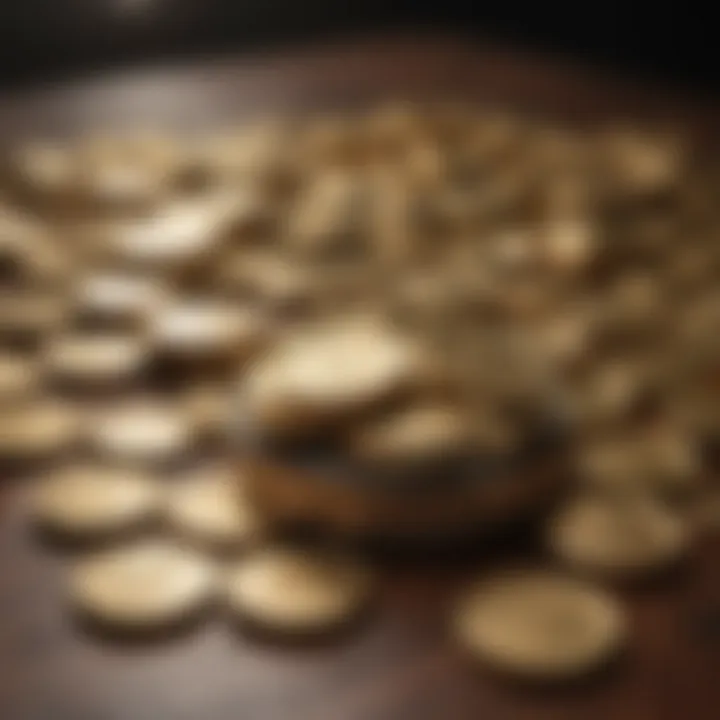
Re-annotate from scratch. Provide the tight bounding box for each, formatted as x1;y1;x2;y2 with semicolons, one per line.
548;495;690;577
453;570;626;680
226;546;374;634
91;401;194;464
32;465;160;539
0;400;79;461
151;300;265;362
44;333;148;388
0;353;38;403
165;466;264;550
70;542;216;630
73;273;167;327
351;404;472;465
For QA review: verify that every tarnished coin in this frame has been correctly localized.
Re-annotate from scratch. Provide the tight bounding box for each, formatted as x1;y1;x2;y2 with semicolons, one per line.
0;400;80;462
165;466;264;550
69;541;216;630
91;401;194;464
453;570;626;679
32;465;160;539
548;495;690;578
44;333;149;389
226;546;374;635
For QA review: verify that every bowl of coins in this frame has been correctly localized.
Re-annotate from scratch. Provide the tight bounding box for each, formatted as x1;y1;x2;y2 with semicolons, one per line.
234;311;569;541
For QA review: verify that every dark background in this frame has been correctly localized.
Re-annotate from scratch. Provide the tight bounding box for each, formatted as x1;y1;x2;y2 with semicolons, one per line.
0;1;716;93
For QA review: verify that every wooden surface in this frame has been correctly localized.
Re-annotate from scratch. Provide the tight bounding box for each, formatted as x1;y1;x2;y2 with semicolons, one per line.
2;34;720;720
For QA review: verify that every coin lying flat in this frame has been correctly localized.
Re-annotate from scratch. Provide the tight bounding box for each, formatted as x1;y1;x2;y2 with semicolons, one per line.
32;465;160;539
0;353;38;403
242;316;427;436
107;197;232;271
44;334;149;389
453;570;626;680
91;401;194;464
575;428;701;500
151;300;266;364
165;466;264;550
226;546;374;635
0;401;80;462
70;542;216;630
0;293;67;347
548;495;690;578
72;273;167;328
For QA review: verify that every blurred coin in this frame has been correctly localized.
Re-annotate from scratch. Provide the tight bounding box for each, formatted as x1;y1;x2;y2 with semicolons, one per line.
70;541;216;630
453;570;626;679
227;546;374;635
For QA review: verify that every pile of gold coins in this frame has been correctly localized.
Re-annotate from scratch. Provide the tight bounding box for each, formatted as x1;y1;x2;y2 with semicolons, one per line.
2;103;719;681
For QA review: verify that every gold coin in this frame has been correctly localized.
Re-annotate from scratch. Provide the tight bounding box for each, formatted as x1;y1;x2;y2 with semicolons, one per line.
44;333;148;388
70;541;216;629
453;570;625;679
151;299;265;362
0;400;80;461
107;195;235;270
226;546;374;634
165;466;264;550
91;401;194;464
72;272;167;327
351;404;472;465
242;316;426;435
32;465;160;538
548;495;690;577
0;353;38;403
0;292;67;345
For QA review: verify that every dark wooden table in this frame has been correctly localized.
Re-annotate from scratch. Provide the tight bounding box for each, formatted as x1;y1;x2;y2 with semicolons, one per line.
1;34;719;720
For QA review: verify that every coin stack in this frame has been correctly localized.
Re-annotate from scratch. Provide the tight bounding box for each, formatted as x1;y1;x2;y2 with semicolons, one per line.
2;103;719;680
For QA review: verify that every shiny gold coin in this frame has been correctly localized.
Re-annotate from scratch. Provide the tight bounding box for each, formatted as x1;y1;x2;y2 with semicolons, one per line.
70;541;216;630
226;546;374;634
72;272;167;327
91;401;194;464
351;404;472;465
242;316;426;436
453;570;626;680
548;495;690;578
32;465;160;539
151;299;266;363
165;466;264;550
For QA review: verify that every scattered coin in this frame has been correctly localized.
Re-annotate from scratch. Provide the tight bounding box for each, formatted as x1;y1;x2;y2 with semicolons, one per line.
31;465;160;539
90;401;194;465
548;495;690;578
453;570;626;679
151;299;266;364
226;546;374;635
165;466;264;550
0;400;80;462
69;542;216;630
0;353;38;403
43;333;149;390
